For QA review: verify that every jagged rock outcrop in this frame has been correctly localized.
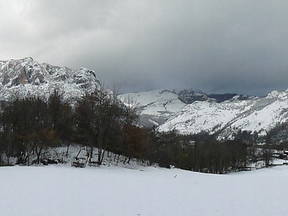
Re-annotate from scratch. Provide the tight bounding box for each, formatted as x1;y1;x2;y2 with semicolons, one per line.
0;57;101;101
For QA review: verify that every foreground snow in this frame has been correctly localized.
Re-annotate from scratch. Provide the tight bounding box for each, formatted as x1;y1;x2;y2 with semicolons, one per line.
1;165;288;216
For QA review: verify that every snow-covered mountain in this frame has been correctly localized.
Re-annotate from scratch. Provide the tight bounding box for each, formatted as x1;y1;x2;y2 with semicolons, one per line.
1;57;288;138
118;89;186;127
177;89;251;104
120;88;288;138
159;90;288;137
118;89;251;128
0;57;101;101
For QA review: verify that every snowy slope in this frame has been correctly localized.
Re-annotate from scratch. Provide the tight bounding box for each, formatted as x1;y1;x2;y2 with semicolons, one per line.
119;88;288;136
223;91;288;135
158;99;255;135
0;57;101;101
118;89;186;127
1;165;288;216
159;90;288;137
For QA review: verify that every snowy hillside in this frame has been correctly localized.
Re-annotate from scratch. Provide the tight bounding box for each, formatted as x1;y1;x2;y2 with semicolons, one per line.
160;90;288;137
1;165;288;216
159;99;256;135
120;88;288;137
0;57;101;101
118;89;186;127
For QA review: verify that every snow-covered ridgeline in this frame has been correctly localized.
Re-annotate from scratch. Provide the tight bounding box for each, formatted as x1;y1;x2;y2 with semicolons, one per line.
160;90;288;137
0;57;101;101
118;89;186;127
120;89;288;137
1;57;288;137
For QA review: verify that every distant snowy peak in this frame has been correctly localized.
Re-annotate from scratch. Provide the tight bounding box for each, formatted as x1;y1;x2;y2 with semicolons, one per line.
0;57;101;101
159;89;288;138
118;89;254;129
118;89;186;127
177;89;211;103
120;88;288;138
158;100;255;136
177;88;252;104
119;89;184;115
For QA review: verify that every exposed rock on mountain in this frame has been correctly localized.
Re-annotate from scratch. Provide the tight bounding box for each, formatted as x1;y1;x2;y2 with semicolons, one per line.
1;57;288;138
177;89;251;104
0;57;101;101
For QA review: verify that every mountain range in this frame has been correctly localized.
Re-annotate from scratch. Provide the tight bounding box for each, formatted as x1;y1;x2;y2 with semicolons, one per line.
119;87;288;138
1;57;288;138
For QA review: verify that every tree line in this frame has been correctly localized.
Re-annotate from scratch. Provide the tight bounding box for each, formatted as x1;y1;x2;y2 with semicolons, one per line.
0;89;275;173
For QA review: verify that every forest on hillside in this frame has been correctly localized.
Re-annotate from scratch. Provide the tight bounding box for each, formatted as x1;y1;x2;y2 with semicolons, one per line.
0;89;286;174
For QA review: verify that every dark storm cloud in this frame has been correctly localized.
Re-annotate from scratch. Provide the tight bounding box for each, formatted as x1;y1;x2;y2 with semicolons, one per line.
1;0;288;95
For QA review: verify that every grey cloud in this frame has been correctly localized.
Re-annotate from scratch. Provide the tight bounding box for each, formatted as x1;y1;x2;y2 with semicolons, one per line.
1;0;288;95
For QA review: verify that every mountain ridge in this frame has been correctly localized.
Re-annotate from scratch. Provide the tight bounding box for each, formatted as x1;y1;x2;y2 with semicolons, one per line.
1;57;287;138
119;89;288;138
0;57;101;101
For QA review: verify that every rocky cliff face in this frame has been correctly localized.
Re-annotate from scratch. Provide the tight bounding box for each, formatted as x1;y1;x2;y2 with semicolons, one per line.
0;57;101;101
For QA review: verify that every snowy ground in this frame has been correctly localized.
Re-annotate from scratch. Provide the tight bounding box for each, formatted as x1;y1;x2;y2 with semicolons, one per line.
1;165;288;216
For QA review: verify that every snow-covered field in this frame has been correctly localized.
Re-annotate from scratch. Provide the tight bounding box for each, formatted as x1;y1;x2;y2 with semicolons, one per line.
1;166;288;216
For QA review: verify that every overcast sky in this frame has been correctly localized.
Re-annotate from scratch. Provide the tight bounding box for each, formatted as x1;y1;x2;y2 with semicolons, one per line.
1;0;288;95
